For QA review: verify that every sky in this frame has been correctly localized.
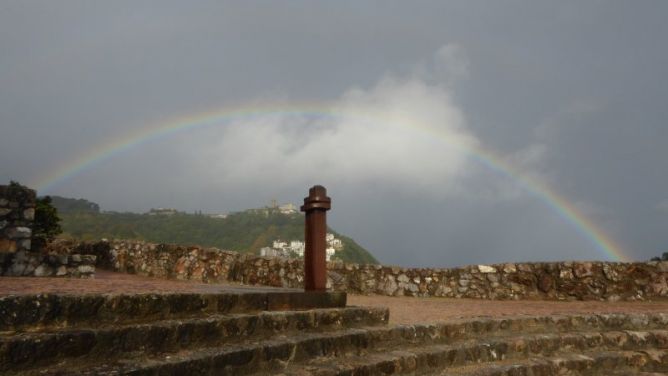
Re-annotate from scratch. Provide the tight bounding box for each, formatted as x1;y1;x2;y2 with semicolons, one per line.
1;1;667;267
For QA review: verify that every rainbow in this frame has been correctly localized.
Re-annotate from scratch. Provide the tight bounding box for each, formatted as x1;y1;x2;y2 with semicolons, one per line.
31;103;630;262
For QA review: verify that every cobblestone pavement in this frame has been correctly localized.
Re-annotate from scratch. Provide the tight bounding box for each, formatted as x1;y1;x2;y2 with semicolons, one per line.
348;294;668;325
2;271;667;325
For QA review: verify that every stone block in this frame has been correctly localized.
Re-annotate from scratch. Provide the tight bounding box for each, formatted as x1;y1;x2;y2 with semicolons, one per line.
397;274;409;283
23;263;36;275
6;226;31;239
0;238;17;252
9;262;26;276
55;265;69;276
34;264;53;277
537;274;554;293
14;250;28;262
573;262;594;278
81;255;97;264
19;239;31;250
657;262;668;273
517;263;533;272
478;265;496;273
77;265;95;274
502;263;517;273
23;208;35;220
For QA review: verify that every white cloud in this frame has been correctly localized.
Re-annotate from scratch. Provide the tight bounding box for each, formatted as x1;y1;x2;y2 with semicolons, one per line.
198;68;478;196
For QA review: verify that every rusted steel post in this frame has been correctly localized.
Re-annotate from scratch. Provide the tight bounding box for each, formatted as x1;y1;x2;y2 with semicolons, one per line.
300;185;331;291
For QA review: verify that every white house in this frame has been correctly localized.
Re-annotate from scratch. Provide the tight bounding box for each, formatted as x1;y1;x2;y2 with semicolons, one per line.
261;233;343;261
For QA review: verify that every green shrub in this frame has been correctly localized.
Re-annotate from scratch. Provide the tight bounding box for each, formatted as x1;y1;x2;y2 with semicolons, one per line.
33;196;62;251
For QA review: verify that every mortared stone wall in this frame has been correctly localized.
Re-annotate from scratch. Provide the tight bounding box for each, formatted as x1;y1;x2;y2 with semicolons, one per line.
60;239;668;301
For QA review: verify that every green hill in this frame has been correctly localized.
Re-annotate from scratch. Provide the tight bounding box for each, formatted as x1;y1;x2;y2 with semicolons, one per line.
56;201;378;264
50;195;100;214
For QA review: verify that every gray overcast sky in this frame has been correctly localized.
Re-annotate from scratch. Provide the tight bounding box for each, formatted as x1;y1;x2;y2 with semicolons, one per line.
2;1;667;267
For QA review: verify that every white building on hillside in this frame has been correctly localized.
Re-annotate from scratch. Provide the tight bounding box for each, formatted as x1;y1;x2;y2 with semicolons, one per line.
279;203;298;214
260;233;343;261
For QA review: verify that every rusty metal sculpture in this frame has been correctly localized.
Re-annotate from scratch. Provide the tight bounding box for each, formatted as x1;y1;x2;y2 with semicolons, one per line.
300;185;331;291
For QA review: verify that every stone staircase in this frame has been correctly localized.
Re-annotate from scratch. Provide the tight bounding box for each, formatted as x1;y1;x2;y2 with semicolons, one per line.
1;291;668;375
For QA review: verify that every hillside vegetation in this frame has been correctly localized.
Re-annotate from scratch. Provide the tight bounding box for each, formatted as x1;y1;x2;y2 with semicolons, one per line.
56;200;378;264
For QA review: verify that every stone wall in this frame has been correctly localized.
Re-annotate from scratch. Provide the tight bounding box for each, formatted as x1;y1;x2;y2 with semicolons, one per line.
0;250;96;278
0;184;36;252
0;183;96;278
65;239;668;301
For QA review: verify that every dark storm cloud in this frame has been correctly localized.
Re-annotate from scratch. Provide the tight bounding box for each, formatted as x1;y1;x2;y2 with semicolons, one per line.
2;1;667;266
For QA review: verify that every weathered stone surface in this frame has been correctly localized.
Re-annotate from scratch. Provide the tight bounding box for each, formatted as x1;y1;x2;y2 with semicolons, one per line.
5;226;31;238
0;291;354;333
478;265;496;273
0;251;95;278
4;309;667;375
574;262;594;278
0;238;17;252
0;184;36;253
503;263;517;273
33;264;53;277
22;208;35;220
537;273;554;293
77;265;95;274
657;261;668;273
18;239;31;250
37;239;668;301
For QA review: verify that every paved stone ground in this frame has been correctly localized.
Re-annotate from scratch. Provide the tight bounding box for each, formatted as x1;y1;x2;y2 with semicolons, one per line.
0;270;298;295
2;271;667;325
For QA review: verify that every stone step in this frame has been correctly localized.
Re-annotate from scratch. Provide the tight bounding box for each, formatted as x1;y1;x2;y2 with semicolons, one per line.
0;306;388;373
22;322;668;376
347;313;668;349
438;349;668;375
265;329;668;376
17;326;382;375
4;309;633;372
0;290;346;332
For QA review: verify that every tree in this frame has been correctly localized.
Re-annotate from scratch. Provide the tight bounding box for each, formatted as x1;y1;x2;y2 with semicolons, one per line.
650;252;668;262
33;196;62;251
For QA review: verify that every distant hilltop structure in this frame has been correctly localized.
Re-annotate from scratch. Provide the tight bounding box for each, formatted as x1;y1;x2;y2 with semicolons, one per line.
277;203;298;215
260;233;343;261
147;208;179;216
145;201;297;219
244;201;299;217
207;213;228;219
268;199;298;215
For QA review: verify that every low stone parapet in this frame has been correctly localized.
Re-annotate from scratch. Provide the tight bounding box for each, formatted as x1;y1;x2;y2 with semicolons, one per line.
0;250;96;278
55;239;668;301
